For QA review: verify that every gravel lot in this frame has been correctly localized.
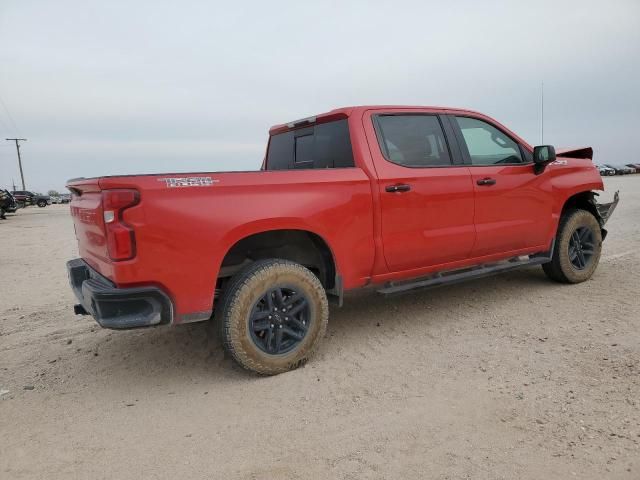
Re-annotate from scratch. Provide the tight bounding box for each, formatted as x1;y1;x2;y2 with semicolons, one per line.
1;176;638;479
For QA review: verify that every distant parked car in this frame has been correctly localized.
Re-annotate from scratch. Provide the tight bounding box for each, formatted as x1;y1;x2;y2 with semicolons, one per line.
11;190;51;207
625;164;640;173
11;190;34;206
603;164;628;175
59;193;71;204
596;165;616;176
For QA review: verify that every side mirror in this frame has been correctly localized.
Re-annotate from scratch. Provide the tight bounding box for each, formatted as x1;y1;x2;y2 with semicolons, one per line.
533;145;556;164
533;145;556;174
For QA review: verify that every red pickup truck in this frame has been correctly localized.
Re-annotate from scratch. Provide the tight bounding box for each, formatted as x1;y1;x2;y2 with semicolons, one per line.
66;105;618;374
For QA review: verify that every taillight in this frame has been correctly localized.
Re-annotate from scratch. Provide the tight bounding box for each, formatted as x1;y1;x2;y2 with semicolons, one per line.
102;189;139;261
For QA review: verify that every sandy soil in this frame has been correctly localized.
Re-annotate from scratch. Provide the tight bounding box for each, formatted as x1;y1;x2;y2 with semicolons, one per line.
1;176;639;479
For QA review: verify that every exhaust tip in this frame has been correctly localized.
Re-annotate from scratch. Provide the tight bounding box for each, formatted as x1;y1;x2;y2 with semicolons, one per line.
74;304;89;316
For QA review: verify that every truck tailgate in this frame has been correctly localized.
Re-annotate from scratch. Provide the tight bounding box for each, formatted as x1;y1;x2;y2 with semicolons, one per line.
68;180;110;274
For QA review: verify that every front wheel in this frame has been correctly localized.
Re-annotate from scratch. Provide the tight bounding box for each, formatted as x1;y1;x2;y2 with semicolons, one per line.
542;209;602;283
216;259;329;375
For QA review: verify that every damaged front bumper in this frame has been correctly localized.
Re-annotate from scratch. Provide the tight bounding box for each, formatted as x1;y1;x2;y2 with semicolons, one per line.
595;190;619;225
594;190;619;239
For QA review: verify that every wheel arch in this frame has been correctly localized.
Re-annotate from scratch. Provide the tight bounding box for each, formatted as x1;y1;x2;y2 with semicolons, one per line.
216;227;340;301
559;190;608;239
561;191;599;219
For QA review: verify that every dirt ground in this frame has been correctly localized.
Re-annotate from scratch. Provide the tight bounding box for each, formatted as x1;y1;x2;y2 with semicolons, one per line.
1;176;638;479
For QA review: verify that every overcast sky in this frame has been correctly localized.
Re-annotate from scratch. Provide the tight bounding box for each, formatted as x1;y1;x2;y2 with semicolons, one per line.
0;0;639;193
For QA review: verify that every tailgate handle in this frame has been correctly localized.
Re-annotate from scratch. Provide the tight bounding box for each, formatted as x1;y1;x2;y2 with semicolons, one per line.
385;184;411;193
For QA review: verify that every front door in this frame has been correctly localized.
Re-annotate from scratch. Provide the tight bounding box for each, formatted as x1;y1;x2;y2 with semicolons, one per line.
449;115;554;257
365;112;476;272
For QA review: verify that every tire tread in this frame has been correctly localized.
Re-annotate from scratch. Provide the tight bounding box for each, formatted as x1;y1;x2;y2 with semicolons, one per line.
215;259;328;375
542;208;602;284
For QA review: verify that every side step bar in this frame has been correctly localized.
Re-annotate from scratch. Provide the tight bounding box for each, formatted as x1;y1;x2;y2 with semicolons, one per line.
377;250;553;297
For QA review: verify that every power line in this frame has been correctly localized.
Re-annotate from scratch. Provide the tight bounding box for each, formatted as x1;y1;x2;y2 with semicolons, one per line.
6;138;27;190
0;93;21;137
0;112;12;136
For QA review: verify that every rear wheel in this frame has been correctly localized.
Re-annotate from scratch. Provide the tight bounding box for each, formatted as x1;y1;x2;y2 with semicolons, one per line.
216;259;329;375
542;209;602;283
37;200;47;207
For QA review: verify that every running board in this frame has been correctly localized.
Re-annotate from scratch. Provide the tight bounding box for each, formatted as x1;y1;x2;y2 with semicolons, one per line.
377;253;552;297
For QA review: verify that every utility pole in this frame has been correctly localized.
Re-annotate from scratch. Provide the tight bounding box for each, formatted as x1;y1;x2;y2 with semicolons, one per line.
6;138;27;190
12;179;17;191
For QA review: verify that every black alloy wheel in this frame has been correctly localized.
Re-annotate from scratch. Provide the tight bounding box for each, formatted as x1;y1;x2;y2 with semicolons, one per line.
568;226;595;270
249;286;310;355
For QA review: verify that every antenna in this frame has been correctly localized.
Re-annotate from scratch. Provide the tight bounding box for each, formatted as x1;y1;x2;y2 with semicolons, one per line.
541;81;544;144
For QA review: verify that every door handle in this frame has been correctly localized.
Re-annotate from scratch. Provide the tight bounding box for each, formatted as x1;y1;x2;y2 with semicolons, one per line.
385;184;411;193
476;177;496;186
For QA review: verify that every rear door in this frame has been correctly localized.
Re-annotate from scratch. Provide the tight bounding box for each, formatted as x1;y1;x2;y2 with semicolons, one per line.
447;115;553;257
365;110;476;272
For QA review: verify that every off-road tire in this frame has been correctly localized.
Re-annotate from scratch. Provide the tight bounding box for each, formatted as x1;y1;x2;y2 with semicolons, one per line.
542;209;602;283
215;259;329;375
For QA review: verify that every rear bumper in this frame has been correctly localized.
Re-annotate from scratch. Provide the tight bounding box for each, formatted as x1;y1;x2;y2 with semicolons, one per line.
66;258;173;329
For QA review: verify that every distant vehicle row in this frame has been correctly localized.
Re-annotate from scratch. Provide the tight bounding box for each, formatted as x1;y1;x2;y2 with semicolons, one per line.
1;190;69;220
596;164;640;176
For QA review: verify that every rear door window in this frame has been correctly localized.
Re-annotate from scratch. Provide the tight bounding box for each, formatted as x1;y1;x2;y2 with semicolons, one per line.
374;115;452;167
266;119;354;170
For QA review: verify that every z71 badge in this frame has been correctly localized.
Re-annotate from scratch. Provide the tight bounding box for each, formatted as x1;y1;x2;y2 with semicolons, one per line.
159;177;219;188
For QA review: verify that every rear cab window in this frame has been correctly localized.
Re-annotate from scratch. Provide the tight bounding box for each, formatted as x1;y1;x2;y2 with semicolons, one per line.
265;119;355;170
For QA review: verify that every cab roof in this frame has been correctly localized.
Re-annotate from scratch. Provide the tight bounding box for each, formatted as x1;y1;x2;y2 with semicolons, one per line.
268;105;485;135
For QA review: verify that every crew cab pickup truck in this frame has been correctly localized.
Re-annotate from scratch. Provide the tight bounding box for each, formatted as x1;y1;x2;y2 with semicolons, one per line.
66;105;619;374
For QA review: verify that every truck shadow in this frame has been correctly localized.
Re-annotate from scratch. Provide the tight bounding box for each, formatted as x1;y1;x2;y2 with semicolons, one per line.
76;266;560;388
327;266;553;343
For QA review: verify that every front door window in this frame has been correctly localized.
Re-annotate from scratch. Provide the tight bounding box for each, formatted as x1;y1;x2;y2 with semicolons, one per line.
455;116;523;165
